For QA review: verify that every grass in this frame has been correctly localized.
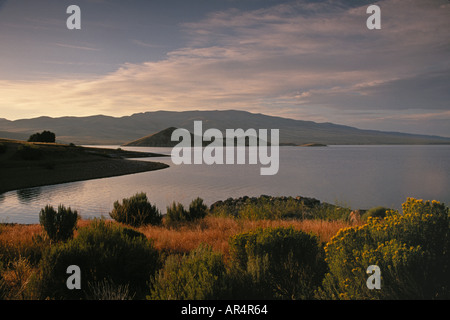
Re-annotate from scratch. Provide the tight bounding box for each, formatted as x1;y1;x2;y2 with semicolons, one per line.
0;208;357;299
0;224;43;261
0;216;352;259
0;217;350;261
1;193;446;300
134;216;350;260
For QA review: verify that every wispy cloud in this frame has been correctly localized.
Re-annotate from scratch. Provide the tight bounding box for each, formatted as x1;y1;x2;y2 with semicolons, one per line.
131;39;165;49
54;43;101;51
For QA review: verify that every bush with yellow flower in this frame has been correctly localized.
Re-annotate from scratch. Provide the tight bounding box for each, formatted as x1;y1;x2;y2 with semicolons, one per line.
319;198;449;299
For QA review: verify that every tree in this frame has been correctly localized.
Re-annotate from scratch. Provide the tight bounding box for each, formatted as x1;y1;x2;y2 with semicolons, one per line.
28;130;56;143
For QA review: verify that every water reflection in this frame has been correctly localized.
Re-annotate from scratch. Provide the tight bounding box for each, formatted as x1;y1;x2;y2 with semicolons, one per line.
0;145;449;224
17;187;42;204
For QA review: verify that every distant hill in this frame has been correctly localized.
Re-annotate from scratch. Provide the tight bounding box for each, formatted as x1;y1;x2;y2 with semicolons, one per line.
124;127;182;147
1;110;450;145
123;126;269;147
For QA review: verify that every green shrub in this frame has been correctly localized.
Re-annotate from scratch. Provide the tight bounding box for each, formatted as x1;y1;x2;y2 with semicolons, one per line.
110;192;162;227
39;204;79;242
165;198;208;227
209;195;351;221
361;206;389;221
149;244;228;300
218;196;308;220
311;202;352;221
187;197;208;221
16;143;42;160
37;219;159;300
229;227;327;299
320;198;450;300
164;201;188;227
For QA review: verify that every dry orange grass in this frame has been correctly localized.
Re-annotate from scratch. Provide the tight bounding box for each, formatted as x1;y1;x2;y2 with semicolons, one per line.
0;219;92;263
0;217;353;261
0;217;354;299
0;224;43;242
137;216;352;258
0;224;43;258
0;219;91;248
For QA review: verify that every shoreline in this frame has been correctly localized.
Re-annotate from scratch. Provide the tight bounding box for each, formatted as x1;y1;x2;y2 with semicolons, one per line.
0;158;169;194
0;138;170;194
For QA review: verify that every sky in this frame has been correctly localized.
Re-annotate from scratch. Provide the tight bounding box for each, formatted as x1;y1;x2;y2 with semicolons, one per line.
0;0;449;137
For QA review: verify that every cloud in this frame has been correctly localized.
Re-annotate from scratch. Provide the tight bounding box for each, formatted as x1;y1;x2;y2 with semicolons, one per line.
0;0;449;135
55;43;101;51
295;70;450;111
131;39;165;49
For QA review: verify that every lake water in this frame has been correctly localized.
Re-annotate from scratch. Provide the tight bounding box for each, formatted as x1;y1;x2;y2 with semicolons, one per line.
1;145;449;224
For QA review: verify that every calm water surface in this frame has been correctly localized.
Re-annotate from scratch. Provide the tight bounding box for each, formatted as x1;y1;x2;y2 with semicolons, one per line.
1;145;449;224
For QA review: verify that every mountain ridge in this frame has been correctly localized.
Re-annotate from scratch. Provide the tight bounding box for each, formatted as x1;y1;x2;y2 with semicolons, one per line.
1;110;449;145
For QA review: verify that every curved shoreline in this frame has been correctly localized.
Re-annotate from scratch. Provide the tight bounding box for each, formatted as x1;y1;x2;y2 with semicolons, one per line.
0;138;170;194
0;158;169;194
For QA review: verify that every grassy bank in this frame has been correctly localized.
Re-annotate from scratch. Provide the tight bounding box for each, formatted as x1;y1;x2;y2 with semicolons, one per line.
0;214;353;300
1;160;449;302
0;138;169;193
1;194;447;300
0;216;350;261
139;215;350;259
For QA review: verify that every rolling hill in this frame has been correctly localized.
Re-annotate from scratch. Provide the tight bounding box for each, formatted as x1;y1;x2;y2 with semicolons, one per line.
1;110;449;145
123;127;182;147
123;126;269;147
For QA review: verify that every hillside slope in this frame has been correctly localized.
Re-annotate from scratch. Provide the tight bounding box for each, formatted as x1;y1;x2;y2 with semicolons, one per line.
123;127;182;147
0;138;169;193
1;110;449;145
